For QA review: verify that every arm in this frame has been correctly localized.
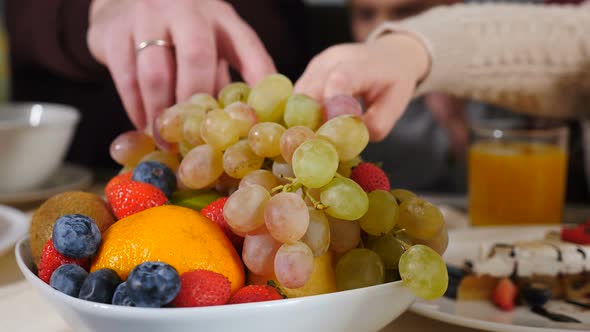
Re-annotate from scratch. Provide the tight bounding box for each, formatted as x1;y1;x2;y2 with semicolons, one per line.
370;3;590;118
5;0;105;81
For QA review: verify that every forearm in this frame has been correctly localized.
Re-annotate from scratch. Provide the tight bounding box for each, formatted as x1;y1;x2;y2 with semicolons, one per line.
6;0;105;81
371;3;590;118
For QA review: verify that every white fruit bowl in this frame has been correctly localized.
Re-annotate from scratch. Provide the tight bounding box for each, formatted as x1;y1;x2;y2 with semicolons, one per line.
15;237;415;332
0;103;80;192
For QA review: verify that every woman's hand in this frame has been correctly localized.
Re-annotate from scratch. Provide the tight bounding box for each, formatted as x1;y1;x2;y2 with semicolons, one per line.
295;33;430;141
88;0;276;129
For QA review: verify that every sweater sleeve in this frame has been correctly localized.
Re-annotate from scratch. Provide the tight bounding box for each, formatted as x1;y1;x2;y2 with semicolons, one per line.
369;3;590;118
6;0;105;81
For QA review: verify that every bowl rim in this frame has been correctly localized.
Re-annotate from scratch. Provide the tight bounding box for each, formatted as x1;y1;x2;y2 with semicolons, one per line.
15;236;411;318
0;102;81;130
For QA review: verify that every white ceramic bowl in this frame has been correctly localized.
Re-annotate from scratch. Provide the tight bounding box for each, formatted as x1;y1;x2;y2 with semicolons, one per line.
0;103;80;192
15;237;415;332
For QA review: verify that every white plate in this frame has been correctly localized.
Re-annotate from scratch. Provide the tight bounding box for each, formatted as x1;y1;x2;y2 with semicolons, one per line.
412;226;590;332
0;164;92;205
0;205;29;256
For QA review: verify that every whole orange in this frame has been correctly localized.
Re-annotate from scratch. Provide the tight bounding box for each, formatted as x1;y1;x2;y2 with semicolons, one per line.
91;205;244;293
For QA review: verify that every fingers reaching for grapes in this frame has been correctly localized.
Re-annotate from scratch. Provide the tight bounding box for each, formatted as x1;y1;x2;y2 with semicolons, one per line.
88;0;276;130
295;34;430;142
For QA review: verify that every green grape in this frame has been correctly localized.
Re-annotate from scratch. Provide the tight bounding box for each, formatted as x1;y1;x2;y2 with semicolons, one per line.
366;233;405;270
413;224;449;255
139;150;180;172
320;177;369;220
224;102;257;137
398;197;445;240
335;248;384;291
218;82;251;107
336;156;362;177
178;139;196;157
182;109;207;145
223;140;264;179
399;245;448;300
384;269;401;283
316;115;369;161
280;126;315;163
188;93;219;111
200;109;240;151
283;94;322;130
292;139;338;188
302;208;330;257
359;190;399;236
178;144;224;189
328;217;360;253
110;130;155;166
247;74;293;123
391;189;417;205
248;122;286;158
158;102;203;143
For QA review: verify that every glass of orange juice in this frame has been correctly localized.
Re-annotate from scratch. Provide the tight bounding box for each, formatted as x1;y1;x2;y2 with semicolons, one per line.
468;123;569;226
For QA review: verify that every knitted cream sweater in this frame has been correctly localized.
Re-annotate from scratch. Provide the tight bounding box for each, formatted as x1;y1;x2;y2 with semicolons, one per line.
370;2;590;118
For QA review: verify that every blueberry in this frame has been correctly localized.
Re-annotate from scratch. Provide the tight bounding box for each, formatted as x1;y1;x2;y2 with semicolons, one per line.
521;282;552;307
132;161;177;197
52;214;101;259
112;282;135;307
444;264;465;299
78;268;122;304
50;264;88;297
127;262;180;308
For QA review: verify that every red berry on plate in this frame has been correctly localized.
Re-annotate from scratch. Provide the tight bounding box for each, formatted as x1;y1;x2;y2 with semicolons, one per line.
201;197;244;252
229;284;283;304
491;278;518;311
171;270;231;307
561;225;590;245
105;179;168;219
38;239;89;284
350;162;390;193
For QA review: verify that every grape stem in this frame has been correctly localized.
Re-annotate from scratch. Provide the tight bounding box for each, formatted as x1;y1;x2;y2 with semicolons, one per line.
271;185;285;194
394;230;413;251
303;188;327;210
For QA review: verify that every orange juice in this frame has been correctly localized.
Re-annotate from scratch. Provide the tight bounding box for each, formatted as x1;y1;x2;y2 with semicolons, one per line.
468;141;567;225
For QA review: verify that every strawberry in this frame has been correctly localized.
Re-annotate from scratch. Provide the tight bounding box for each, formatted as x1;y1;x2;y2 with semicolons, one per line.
350;162;390;192
491;278;518;311
105;179;168;219
561;224;590;245
104;172;132;196
201;197;244;252
228;284;283;304
171;270;231;307
38;239;89;284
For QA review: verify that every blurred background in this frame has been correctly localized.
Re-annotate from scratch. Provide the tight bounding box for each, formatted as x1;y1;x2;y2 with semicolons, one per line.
1;0;588;203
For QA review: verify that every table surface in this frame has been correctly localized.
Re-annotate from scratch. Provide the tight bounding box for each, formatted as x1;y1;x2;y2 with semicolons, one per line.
2;188;589;332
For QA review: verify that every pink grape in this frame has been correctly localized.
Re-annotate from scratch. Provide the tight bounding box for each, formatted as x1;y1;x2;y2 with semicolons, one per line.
224;184;270;233
242;230;282;276
302;208;330;257
280;126;315;163
224;102;257;137
152;118;179;153
274;241;314;289
248;122;286;158
177;144;223;189
328;217;361;253
323;95;363;122
272;158;295;182
215;173;241;196
264;192;309;244
110;130;155;166
239;170;280;192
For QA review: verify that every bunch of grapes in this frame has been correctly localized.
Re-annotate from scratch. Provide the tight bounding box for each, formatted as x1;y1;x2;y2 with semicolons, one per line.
109;74;448;300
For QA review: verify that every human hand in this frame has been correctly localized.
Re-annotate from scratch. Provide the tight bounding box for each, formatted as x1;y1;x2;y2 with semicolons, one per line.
295;33;430;141
88;0;276;129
